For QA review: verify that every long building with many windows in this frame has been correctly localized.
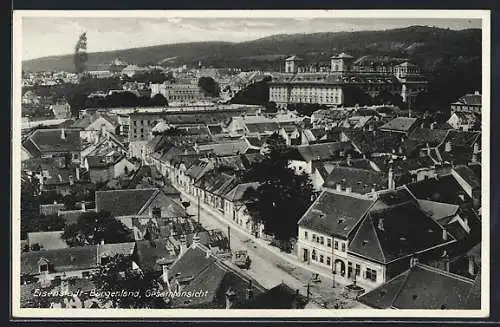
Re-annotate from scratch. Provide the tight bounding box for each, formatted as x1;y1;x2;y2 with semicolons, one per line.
269;53;428;109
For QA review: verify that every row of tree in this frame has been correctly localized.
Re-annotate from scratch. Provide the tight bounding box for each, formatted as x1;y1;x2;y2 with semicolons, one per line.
83;92;168;109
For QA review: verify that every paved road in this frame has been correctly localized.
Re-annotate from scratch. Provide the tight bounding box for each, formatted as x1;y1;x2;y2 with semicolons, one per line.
178;191;360;308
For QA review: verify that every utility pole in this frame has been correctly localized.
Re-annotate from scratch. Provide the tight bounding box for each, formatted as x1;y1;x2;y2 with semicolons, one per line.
197;195;200;225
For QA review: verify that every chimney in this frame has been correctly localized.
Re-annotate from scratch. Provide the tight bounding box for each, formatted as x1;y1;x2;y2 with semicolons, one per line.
100;239;105;245
442;229;448;241
468;255;475;276
377;218;384;231
61;128;66;140
81;201;86;212
443;255;450;272
69;175;74;186
474;90;480;95
346;154;352;166
388;167;394;190
336;183;342;192
445;141;452;153
205;247;211;258
345;187;352;194
191;233;200;249
75;167;80;181
410;256;419;268
430;122;436;130
179;235;187;255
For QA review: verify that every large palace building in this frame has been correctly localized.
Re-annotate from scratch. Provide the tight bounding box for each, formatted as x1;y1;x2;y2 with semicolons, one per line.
269;53;428;109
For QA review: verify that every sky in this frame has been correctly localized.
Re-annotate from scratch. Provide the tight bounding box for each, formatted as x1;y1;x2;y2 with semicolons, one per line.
20;14;482;61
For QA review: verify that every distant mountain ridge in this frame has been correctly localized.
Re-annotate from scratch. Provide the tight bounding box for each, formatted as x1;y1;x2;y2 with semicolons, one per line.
22;25;481;74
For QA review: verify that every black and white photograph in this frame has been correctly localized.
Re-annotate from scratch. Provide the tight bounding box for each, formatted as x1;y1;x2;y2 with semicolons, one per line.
11;10;490;318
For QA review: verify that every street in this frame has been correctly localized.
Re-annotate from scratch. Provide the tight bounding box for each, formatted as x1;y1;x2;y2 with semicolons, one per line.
178;191;362;309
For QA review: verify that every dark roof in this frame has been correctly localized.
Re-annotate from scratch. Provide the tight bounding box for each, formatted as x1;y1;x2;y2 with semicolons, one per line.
444;130;480;148
224;182;260;202
71;112;118;129
207;124;224;135
95;188;158;216
295;142;352;162
323;166;387;194
349;202;450;264
23;129;81;154
380;117;419;133
468;163;481;183
417;200;460;222
86;155;125;168
453;165;481;189
169;246;216;281
134;239;176;273
406;175;472;206
371;156;435;176
358;264;476;309
455;93;481;106
236;283;308;309
344;130;404;154
245;122;280;134
408;128;449;147
194;171;237;197
298;190;375;238
21;246;98;275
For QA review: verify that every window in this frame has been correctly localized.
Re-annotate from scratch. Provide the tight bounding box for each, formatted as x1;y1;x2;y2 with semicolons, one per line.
312;234;317;242
82;271;90;278
348;262;353;278
320;236;324;245
341;243;346;252
326;257;331;266
39;263;48;273
319;255;324;263
311;250;317;261
334;241;339;250
355;264;361;276
366;268;377;282
327;238;332;247
304;231;308;240
101;256;110;266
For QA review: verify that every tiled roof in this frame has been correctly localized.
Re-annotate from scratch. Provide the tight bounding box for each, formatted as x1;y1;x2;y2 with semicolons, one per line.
95;188;158;217
444;130;480;148
407;128;449;147
456;93;481;106
380;117;418;133
197;141;249;156
86;154;125;168
371;156;436;175
98;242;136;258
344;130;403;154
215;156;247;171
134;239;176;273
245;122;280;134
417;200;460;222
224;182;260;202
453;165;481;189
21;246;99;275
406;175;471;206
27;231;68;250
295;141;352;162
323;166;388;194
236;282;308;309
358;263;476;309
23;128;81;154
349;202;450;264
169;246;216;281
298;190;375;238
207;124;224;135
194;171;238;197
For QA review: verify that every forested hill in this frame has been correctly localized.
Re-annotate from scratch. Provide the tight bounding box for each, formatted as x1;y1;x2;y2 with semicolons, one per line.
23;25;480;75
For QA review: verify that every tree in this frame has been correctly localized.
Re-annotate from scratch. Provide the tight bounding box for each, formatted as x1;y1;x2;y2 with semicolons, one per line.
287;103;328;117
151;93;168;106
91;254;166;308
243;136;314;250
62;211;134;247
21;214;66;240
198;76;220;97
264;101;278;113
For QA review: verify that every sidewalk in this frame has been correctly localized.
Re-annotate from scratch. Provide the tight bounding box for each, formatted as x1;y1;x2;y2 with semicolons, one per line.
177;186;340;283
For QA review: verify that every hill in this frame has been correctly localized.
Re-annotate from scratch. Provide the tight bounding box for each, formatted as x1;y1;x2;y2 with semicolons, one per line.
23;25;481;74
22;25;482;111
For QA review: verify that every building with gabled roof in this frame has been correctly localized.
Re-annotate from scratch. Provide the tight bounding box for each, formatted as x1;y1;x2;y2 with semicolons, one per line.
22;128;81;164
379;117;419;135
296;186;456;290
358;263;479;309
